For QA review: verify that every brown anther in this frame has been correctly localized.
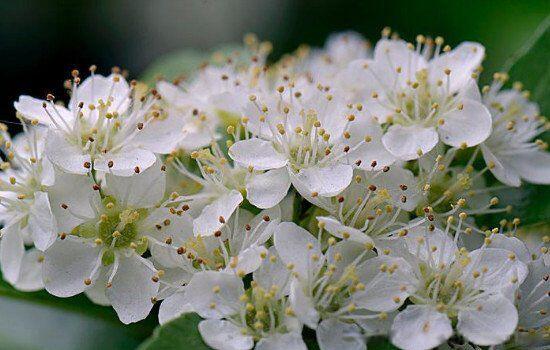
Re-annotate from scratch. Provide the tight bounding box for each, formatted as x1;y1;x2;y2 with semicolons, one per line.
134;166;140;173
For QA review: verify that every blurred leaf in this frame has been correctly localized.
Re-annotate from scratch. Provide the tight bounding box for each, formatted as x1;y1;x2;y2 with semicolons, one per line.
504;15;550;115
140;43;250;86
0;276;155;349
499;15;550;229
367;337;399;350
138;313;209;350
140;49;207;85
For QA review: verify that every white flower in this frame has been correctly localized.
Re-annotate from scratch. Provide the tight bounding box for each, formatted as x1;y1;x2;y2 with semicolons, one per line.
303;31;371;85
343;36;491;160
0;126;55;291
480;81;550;186
15;72;182;176
43;160;168;323
513;257;549;349
229;83;389;201
389;225;528;349
184;268;304;350
312;166;420;248
157;207;280;324
273;222;415;349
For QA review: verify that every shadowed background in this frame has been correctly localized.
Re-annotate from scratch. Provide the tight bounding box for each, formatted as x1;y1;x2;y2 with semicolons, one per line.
0;1;548;349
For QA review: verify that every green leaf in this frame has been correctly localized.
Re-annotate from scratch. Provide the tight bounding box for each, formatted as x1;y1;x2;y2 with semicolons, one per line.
367;337;399;350
138;313;210;350
0;276;156;349
140;49;207;86
500;15;550;230
503;15;550;115
140;43;251;86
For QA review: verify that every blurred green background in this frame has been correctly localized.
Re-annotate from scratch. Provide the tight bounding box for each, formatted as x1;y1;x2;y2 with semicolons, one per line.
0;0;548;349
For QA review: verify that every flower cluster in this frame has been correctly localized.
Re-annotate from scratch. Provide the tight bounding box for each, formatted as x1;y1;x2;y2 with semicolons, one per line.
1;31;548;350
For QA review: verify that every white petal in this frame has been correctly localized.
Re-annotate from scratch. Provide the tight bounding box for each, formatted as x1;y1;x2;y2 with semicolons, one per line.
225;245;267;275
274;222;323;279
391;305;452;350
43;238;101;297
47;171;100;234
45;131;91;175
353;256;417;312
0;223;25;284
229;138;288;171
14;248;44;292
382;125;439;160
72;74;130;114
243;207;281;247
199;319;254;350
185;271;243;319
345;115;396;170
256;333;307;350
317;216;373;245
373;39;428;89
430;42;485;93
14;95;73;128
481;145;521;187
132;113;184;154
156;80;187;106
517;259;550;329
158;290;193;324
246;168;291;209
489;234;531;264
294;163;353;197
439;99;492;148
457;295;517;346
193;190;243;237
106;256;159;324
84;266;111;306
405;226;458;267
326;240;375;281
289;278;319;329
104;158;165;208
143;207;194;244
509;150;550;185
317;318;365;350
253;247;291;297
370;166;419;211
466;247;528;293
28;191;56;251
361;100;395;123
94;147;157;177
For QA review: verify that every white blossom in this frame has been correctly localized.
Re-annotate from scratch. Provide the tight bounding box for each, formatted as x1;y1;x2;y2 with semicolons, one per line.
481;79;550;186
